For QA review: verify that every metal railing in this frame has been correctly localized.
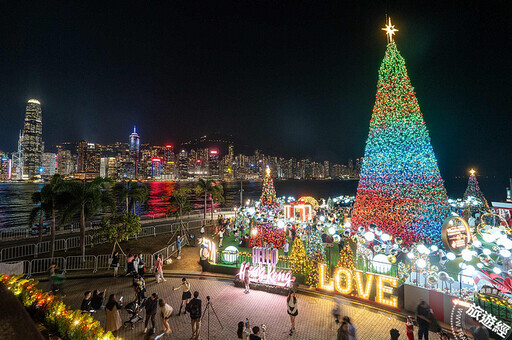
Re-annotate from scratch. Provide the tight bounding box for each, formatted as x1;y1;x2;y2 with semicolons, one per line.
8;253;151;278
0;217;217;262
0;209;234;242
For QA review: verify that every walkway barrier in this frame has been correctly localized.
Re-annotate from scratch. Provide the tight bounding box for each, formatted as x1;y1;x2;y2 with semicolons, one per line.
0;216;216;262
0;210;234;242
65;255;97;273
30;257;66;276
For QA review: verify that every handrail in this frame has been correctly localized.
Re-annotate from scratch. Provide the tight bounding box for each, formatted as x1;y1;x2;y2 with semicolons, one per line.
0;216;223;262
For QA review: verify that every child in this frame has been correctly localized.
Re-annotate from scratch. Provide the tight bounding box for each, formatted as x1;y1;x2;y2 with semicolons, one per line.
406;316;414;340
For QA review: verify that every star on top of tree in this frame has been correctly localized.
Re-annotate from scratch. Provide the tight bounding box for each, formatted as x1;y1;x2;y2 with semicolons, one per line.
382;17;399;42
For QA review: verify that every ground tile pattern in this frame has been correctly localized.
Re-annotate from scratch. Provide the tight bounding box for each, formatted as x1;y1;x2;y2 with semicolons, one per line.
42;275;436;340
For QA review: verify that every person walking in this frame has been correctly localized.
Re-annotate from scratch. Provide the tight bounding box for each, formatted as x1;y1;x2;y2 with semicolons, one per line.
287;290;298;335
159;298;173;334
243;266;250;294
140;293;159;334
47;263;57;292
337;321;349;340
416;300;432;340
154;254;166;283
111;251;120;278
174;277;191;315
105;294;123;335
177;235;183;259
283;239;290;257
186;291;202;340
343;316;356;340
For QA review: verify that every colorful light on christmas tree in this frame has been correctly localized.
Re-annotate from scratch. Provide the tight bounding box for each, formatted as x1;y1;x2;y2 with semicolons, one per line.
351;23;449;246
289;236;308;275
463;169;490;211
260;167;279;212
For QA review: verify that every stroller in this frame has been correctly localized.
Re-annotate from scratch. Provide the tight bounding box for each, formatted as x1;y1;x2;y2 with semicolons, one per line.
123;299;145;329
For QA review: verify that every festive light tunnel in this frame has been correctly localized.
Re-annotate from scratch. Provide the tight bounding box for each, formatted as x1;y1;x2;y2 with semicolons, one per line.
351;40;449;246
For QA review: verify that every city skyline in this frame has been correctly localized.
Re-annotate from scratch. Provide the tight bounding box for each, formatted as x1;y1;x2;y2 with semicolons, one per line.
0;2;510;180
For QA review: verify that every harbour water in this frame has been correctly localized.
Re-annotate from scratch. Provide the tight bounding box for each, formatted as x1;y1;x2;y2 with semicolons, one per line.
0;177;508;229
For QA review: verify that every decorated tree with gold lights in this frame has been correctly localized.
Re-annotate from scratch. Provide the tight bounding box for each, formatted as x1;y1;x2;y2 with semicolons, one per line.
351;19;449;246
306;249;324;287
336;245;355;288
463;169;490;211
289;236;308;275
260;167;279;211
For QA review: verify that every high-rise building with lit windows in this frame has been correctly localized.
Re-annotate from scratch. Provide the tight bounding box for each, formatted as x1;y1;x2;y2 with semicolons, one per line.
129;126;140;178
22;99;43;178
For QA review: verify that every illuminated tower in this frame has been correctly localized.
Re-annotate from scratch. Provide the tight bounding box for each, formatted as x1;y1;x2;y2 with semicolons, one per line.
129;126;140;178
22;99;43;179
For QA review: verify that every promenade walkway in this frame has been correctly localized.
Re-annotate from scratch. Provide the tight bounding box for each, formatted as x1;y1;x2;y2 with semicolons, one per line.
35;245;438;340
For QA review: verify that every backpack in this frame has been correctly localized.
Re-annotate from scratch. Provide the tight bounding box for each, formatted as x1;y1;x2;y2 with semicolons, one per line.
187;299;201;319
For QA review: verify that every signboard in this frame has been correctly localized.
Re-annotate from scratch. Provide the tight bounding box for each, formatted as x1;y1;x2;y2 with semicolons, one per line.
235;247;294;287
317;264;399;308
441;216;471;253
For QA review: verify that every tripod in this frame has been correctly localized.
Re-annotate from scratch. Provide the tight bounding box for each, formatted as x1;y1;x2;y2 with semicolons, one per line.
201;296;223;340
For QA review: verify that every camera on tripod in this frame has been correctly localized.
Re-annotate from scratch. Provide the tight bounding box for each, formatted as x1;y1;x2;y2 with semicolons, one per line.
207;296;211;301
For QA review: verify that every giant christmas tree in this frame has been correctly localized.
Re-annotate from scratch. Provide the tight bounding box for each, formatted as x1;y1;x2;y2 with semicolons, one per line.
260;167;279;211
351;20;449;246
463;169;490;211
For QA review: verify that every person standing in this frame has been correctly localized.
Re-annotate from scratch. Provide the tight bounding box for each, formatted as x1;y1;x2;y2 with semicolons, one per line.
416;300;431;340
343;316;356;340
154;254;166;283
283;239;290;257
126;253;134;275
159;298;173;334
470;319;490;340
200;225;205;240
219;229;224;248
406;316;414;340
137;253;145;277
133;254;140;275
140;293;159;334
111;251;120;278
287;290;298;335
186;291;202;340
80;291;94;313
249;326;266;340
47;263;56;292
174;277;191;315
177;235;183;259
105;294;123;335
243;266;250;294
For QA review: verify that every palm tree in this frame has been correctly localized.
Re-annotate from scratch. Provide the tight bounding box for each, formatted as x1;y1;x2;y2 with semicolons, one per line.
61;177;114;260
209;182;224;219
113;181;148;214
195;179;214;224
168;187;192;225
29;175;65;257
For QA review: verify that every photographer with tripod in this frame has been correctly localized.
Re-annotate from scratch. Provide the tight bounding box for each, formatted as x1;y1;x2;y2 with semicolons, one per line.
186;291;202;340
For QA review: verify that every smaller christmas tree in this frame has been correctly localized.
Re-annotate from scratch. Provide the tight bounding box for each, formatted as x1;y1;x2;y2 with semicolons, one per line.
305;228;325;258
337;244;355;289
463;169;490;211
260;167;279;211
289;236;308;275
306;249;325;287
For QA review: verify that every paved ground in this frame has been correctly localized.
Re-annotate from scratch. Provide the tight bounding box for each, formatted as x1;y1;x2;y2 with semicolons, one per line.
38;274;438;340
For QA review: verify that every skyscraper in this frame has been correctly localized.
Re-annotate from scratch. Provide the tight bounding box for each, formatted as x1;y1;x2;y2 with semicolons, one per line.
22;99;43;179
129;126;140;178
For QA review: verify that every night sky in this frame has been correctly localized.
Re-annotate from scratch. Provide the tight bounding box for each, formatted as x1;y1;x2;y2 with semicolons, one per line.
0;1;510;180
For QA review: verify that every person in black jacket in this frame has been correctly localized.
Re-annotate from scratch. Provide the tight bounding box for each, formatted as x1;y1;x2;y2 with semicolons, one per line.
80;291;94;313
186;291;202;340
140;293;159;334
